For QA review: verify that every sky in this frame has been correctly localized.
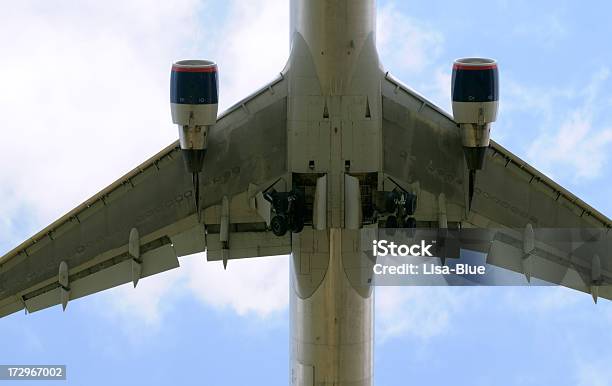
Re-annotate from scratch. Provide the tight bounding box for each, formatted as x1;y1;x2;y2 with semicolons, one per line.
1;0;612;385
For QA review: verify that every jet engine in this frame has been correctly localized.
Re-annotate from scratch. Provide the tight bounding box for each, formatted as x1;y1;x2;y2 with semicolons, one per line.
451;58;498;170
170;59;219;173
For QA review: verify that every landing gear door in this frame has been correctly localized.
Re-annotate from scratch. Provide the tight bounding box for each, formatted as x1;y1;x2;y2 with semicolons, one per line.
313;175;327;230
345;174;362;229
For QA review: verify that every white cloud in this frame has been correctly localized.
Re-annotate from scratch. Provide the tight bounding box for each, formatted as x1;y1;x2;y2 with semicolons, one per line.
375;287;477;341
501;286;584;314
421;66;453;113
92;253;288;337
0;0;289;236
526;68;612;180
0;0;202;234
377;3;444;75
108;275;184;328
376;4;451;114
186;253;288;317
530;110;612;179
209;0;289;109
92;262;189;338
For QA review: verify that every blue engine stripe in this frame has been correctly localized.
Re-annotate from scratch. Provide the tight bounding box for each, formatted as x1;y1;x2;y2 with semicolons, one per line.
452;68;499;103
170;71;218;105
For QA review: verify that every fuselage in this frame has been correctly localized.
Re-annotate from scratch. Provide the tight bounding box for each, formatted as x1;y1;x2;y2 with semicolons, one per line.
287;1;381;385
289;0;378;95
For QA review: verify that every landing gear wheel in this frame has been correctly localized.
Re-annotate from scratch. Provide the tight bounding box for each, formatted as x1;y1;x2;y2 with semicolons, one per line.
271;215;288;236
291;217;304;233
385;215;398;228
404;216;417;228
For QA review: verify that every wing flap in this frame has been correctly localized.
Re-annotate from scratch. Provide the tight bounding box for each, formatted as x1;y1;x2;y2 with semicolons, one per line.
487;240;586;290
170;224;206;257
487;238;612;301
21;244;179;314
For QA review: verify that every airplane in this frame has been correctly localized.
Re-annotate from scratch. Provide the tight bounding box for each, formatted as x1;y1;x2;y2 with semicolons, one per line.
1;1;610;385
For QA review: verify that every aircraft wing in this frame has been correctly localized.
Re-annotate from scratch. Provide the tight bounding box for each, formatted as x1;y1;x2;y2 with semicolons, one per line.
0;75;291;318
381;72;612;302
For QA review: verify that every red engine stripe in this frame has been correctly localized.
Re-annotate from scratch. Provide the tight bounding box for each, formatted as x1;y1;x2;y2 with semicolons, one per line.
172;65;217;73
453;63;497;70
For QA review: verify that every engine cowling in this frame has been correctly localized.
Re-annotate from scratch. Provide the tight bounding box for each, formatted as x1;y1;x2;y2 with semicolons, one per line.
451;58;499;170
170;59;219;173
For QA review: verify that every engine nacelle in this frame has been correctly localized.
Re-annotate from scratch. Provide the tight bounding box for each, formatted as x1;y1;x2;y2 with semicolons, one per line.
451;58;499;170
170;59;218;173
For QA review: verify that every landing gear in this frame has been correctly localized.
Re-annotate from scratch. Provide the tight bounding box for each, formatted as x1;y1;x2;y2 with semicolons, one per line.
271;215;289;237
381;188;417;229
291;215;305;233
403;216;416;228
385;215;398;229
264;188;306;237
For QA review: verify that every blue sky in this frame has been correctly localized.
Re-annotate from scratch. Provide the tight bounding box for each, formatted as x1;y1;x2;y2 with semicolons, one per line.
1;1;612;385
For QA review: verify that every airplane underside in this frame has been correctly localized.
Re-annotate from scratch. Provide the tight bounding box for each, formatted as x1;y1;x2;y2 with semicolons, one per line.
2;2;611;386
